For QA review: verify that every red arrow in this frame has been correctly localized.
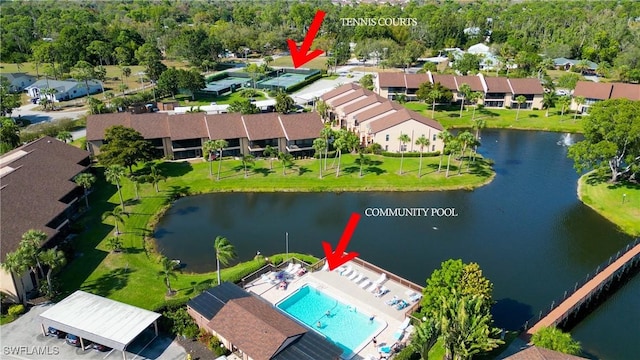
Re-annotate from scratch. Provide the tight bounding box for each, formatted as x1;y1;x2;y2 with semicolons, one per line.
287;10;326;68
322;212;361;271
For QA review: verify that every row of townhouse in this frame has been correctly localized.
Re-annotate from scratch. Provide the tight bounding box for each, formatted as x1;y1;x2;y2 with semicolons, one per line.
571;81;640;114
1;137;91;303
86;112;324;159
320;83;445;153
376;71;545;110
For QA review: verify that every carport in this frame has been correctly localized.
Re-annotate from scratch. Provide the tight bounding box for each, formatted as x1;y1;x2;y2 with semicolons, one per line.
39;290;161;360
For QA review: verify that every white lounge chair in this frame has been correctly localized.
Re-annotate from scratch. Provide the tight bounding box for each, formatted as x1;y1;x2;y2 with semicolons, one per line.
373;273;387;285
337;265;346;273
375;286;389;297
340;265;353;276
288;263;302;275
359;279;371;289
398;317;411;331
348;271;359;280
320;262;329;271
366;283;378;293
283;263;294;273
405;290;423;302
352;274;363;283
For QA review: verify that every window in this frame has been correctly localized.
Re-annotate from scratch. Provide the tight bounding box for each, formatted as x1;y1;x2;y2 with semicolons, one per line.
385;134;389;141
432;134;436;141
432;145;435;151
385;145;388;151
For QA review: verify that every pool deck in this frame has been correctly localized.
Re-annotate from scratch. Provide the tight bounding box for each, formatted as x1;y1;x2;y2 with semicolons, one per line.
245;260;420;359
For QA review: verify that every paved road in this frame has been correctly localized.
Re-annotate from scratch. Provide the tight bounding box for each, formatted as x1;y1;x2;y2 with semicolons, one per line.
12;104;88;125
0;303;187;360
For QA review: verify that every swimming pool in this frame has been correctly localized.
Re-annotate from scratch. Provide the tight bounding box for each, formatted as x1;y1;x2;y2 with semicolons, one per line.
277;284;386;358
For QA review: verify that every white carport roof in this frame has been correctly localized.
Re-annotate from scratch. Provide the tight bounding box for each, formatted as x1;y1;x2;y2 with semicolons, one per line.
39;290;161;351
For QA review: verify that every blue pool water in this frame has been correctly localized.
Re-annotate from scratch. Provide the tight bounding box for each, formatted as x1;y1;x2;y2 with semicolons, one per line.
277;284;385;358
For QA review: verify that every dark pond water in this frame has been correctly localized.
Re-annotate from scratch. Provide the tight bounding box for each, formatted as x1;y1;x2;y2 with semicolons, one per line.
154;130;637;359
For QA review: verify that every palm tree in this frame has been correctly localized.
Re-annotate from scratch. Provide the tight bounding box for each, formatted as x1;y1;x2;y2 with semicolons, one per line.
514;95;527;121
102;206;128;235
320;126;333;171
316;100;329;122
263;145;277;170
158;256;178;296
312;138;327;179
105;165;126;210
106;237;123;253
19;230;47;290
437;130;452;173
278;151;293;176
56;131;72;143
333;135;346;177
73;173;96;209
429;86;444;119
121;67;131;85
445;138;460;178
264;56;273;68
357;148;370;178
542;92;558;117
457;131;476;175
558;95;571;117
38;248;66;297
147;165;166;192
213;139;228;181
472;118;486;162
398;133;411;175
574;96;585;120
214;236;236;285
415;135;430;178
202;140;216;176
458;83;471;118
1;252;28;305
241;154;254;178
118;83;128;96
469;91;483;123
130;175;141;200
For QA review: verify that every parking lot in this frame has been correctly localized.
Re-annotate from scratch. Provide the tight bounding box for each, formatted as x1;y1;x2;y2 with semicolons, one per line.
0;304;186;360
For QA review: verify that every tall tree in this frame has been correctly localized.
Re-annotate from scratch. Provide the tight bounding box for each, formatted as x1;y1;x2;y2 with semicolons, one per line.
458;83;472;118
573;96;585;120
531;327;582;356
19;230;48;290
457;131;476;175
157;68;180;98
515;95;527;121
468;91;483;123
158;256;178;296
558;95;571;117
241;154;254;178
227;98;259;114
0;117;21;154
214;236;236;285
278;151;293;176
568;99;640;183
214;139;228;181
542;92;558;117
1;252;28;305
177;69;205;100
146;164;166;192
446;138;460;178
275;93;295;114
72;60;96;97
38;248;66;298
398;133;411;175
416;135;430;178
437;130;453;173
263;145;277;170
56;131;73;143
105;165;127;210
202;140;217;176
0;79;21;117
73;173;96;209
312;138;327;179
320;126;333;171
101;206;128;235
98;126;154;173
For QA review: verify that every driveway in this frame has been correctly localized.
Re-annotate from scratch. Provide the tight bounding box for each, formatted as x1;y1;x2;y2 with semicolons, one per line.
0;304;186;360
11;104;88;125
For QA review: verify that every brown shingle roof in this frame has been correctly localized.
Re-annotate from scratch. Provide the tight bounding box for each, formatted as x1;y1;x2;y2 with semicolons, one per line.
369;108;443;133
342;93;385;114
128;113;170;139
610;83;640;101
279;112;323;140
405;74;431;89
86;113;130;141
329;88;374;107
167;113;207;140
355;101;403;122
508;78;544;95
1;137;89;261
320;83;359;101
205;113;247;140
484;76;511;93
504;346;587;360
207;297;306;360
242;113;285;141
432;74;457;91
378;72;407;88
455;75;484;92
573;81;613;100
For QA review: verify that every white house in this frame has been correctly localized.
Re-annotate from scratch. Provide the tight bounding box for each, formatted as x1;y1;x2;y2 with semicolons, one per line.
467;43;492;56
1;73;36;93
26;79;102;102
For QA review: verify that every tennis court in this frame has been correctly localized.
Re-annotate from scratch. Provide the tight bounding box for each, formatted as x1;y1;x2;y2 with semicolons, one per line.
257;73;308;89
202;77;249;94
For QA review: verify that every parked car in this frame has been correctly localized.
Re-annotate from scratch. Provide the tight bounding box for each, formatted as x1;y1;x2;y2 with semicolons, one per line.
65;334;81;347
47;327;66;338
92;343;112;352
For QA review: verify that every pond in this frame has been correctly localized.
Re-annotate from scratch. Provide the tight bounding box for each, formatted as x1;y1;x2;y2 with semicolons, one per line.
154;129;637;359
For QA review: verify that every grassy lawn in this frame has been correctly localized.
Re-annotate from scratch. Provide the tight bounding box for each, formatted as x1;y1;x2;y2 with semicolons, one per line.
578;172;640;236
175;89;268;106
271;55;329;70
58;154;493;310
404;103;584;133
